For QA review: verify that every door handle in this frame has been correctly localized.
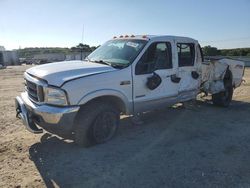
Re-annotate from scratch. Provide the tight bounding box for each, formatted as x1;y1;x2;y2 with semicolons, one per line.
170;74;181;83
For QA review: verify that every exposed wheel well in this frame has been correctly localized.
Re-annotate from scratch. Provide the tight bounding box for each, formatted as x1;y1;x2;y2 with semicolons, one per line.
224;68;233;86
79;95;126;114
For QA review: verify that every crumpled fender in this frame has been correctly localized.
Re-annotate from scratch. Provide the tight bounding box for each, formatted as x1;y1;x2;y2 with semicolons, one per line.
202;61;229;94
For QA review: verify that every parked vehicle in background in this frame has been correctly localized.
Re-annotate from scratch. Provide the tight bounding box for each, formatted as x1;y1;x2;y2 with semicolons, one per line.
15;35;245;147
33;59;49;65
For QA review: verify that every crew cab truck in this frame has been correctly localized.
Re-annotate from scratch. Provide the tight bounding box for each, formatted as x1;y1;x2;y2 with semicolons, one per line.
15;35;245;147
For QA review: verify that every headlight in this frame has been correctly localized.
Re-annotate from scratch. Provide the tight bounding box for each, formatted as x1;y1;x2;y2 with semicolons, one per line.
44;87;68;106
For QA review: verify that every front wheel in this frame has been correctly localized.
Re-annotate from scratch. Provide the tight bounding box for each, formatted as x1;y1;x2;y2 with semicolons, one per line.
74;101;119;147
92;110;119;144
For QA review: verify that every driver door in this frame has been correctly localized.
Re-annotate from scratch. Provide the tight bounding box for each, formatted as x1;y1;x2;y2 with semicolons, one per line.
133;41;179;113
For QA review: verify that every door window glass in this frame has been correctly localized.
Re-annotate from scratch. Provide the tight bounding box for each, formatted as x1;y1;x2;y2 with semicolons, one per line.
135;42;172;75
177;43;195;66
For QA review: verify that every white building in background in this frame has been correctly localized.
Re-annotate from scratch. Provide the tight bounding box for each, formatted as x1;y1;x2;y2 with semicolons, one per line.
0;46;5;51
0;45;20;66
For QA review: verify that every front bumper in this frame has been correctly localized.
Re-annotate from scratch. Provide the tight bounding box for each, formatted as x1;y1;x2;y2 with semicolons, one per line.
15;92;80;135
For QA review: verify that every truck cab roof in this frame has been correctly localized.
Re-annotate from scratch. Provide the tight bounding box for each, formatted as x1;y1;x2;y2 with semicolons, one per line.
112;35;198;43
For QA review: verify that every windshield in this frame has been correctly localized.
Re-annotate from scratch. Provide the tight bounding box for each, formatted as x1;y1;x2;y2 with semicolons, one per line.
87;39;147;67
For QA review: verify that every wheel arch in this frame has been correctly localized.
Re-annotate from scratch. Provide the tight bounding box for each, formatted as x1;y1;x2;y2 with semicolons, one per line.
77;89;132;114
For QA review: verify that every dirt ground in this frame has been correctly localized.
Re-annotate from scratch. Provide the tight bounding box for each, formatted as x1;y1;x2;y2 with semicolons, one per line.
0;65;250;188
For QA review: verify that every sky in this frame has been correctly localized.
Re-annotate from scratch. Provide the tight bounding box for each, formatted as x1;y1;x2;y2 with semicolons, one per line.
0;0;250;50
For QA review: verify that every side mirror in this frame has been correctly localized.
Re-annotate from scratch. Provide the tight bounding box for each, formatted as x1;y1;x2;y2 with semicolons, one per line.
146;72;162;90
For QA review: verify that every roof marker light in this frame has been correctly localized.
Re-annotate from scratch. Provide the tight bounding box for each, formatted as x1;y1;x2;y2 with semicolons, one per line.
131;35;135;37
142;35;147;38
125;35;129;38
120;35;123;38
113;36;117;39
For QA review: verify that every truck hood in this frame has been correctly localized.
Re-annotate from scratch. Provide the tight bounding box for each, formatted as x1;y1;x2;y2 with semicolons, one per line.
26;60;117;86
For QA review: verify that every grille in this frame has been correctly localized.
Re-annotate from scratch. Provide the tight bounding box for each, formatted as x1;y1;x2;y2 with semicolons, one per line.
26;80;44;102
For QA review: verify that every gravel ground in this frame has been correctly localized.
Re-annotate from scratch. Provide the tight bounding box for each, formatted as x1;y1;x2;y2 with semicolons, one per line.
0;65;250;188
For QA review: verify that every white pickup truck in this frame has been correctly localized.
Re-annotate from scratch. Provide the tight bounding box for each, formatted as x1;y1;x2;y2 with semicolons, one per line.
15;35;245;147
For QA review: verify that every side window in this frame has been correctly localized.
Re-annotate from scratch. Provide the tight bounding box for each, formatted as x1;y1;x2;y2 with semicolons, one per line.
177;43;195;67
135;42;172;75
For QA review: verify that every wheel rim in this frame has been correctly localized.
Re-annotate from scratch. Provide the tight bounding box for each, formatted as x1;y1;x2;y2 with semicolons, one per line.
92;112;117;143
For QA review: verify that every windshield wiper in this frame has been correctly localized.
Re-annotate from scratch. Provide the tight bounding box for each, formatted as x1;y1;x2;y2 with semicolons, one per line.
109;63;129;69
90;59;128;69
93;60;112;66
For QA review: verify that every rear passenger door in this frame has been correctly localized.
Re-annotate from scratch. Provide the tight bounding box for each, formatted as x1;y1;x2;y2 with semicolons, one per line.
176;42;200;101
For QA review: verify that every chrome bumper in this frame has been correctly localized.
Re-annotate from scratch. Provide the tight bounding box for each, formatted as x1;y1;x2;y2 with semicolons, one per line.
15;92;80;134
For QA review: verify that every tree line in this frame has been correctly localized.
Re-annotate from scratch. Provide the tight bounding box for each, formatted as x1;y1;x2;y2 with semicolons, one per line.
17;44;250;58
202;46;250;57
18;43;99;58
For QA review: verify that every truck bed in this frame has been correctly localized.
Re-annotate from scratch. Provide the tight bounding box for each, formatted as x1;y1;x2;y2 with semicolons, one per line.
201;58;245;94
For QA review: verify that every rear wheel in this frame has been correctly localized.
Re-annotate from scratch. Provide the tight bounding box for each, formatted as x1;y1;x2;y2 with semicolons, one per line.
74;101;119;147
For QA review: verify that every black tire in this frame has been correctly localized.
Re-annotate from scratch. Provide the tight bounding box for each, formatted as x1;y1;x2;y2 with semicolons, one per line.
74;101;119;147
212;70;233;107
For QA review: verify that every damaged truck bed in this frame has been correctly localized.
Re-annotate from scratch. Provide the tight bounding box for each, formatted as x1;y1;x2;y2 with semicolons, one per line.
201;58;244;94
